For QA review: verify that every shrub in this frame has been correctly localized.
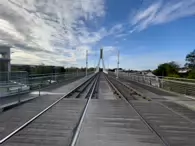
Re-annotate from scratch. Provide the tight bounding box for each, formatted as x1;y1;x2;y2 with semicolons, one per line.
168;74;180;78
187;70;195;79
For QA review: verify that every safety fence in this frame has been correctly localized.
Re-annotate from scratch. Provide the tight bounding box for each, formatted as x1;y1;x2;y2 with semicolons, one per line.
0;71;95;110
118;72;195;97
0;71;93;98
0;71;28;84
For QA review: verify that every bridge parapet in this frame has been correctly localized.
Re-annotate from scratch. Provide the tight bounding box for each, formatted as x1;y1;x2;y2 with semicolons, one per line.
119;72;195;97
0;71;92;98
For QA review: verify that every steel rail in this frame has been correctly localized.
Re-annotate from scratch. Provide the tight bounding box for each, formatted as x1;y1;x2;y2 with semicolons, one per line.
70;73;99;146
113;75;195;124
105;75;170;146
0;73;97;144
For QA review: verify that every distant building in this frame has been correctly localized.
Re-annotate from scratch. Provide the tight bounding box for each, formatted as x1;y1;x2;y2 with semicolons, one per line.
141;70;156;77
114;68;123;74
178;68;191;74
0;45;11;72
145;72;156;77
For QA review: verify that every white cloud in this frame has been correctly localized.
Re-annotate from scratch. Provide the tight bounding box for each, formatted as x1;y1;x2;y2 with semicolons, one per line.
0;0;106;66
103;46;117;52
78;28;107;44
115;33;128;38
0;0;128;67
109;24;124;35
132;0;195;31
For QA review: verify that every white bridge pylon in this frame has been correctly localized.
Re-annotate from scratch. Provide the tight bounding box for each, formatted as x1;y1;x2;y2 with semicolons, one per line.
95;48;108;74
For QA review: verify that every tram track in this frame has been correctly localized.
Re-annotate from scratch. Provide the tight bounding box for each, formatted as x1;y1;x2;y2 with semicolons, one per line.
1;72;195;145
113;75;195;123
0;73;99;145
106;74;195;146
74;73;166;146
70;73;99;146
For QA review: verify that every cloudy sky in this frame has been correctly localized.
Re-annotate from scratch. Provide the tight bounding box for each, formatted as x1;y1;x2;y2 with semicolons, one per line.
0;0;195;70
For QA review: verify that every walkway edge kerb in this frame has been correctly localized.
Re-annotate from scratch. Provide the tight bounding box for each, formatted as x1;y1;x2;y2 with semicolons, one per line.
0;73;96;144
0;96;37;113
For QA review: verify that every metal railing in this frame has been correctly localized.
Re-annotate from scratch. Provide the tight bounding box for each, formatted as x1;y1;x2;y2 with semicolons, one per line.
118;72;195;97
0;71;95;111
0;72;89;97
0;71;28;84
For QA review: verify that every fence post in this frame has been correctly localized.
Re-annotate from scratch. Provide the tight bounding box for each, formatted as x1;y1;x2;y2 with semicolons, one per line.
0;91;2;111
143;75;146;84
184;86;187;95
39;84;41;96
162;80;164;89
18;86;21;103
156;76;160;88
149;78;152;85
159;79;162;88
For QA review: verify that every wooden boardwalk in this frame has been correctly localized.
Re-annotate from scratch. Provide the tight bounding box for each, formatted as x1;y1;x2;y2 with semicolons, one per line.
1;99;86;146
75;100;164;146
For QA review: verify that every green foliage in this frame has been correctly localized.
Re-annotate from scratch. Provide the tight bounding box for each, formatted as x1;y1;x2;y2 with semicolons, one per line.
187;70;195;79
153;61;180;77
12;65;67;74
11;65;95;75
185;50;195;69
168;74;180;78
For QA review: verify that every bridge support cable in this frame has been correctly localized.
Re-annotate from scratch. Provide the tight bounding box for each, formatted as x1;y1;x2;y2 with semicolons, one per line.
95;48;108;74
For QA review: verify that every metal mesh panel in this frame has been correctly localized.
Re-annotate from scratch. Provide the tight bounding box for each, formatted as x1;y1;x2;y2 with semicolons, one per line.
119;72;195;97
0;71;90;98
0;71;28;84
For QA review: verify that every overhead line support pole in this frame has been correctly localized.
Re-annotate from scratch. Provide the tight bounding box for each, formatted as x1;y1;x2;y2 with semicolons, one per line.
117;50;119;79
86;50;88;77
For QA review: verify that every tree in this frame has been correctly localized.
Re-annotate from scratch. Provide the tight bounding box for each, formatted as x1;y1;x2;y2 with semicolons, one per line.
59;67;65;73
185;50;195;69
187;70;195;79
153;61;180;77
24;65;31;73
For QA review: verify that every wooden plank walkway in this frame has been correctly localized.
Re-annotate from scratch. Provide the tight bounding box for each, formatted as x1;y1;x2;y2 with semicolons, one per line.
1;99;86;146
98;74;116;100
75;100;164;146
131;101;195;146
0;75;92;140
